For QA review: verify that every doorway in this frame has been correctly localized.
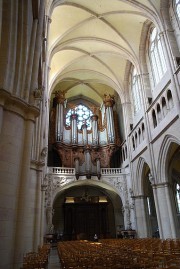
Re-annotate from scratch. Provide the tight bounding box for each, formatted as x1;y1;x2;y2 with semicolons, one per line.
52;185;123;240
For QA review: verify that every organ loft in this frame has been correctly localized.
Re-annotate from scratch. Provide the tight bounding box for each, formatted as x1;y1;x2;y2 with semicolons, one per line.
49;91;121;179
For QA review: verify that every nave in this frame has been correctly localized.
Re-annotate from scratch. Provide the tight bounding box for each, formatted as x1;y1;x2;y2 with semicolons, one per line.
48;249;61;269
23;238;180;269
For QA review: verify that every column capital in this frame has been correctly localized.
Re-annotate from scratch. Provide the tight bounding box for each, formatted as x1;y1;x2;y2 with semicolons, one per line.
156;182;171;188
0;88;39;120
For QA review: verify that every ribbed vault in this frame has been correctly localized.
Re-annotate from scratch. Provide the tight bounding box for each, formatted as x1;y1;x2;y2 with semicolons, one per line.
46;0;162;105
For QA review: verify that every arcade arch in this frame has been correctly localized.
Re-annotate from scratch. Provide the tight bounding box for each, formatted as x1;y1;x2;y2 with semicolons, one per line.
134;158;158;238
52;183;124;240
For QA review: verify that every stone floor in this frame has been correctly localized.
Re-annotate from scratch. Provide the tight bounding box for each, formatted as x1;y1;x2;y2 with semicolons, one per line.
48;248;61;269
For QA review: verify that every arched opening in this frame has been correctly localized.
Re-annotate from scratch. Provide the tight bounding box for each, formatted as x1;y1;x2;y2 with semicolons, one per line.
161;96;167;117
48;146;62;167
156;103;162;122
166;143;180;237
167;90;174;109
142;164;158;237
110;148;121;168
52;184;123;241
152;109;157;128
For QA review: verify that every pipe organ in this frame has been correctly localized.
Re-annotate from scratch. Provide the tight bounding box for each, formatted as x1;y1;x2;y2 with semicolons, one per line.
49;91;120;178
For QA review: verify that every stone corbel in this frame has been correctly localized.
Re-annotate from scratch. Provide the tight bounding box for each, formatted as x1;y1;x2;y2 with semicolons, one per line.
40;147;48;161
148;173;155;185
33;87;44;107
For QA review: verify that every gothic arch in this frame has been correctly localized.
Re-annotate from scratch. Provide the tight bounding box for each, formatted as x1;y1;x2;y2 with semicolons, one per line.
51;179;124;239
135;157;151;195
157;134;180;184
52;179;125;206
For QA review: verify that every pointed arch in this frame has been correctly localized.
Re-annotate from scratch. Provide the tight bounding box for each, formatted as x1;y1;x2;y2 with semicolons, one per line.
157;134;180;184
135;157;150;195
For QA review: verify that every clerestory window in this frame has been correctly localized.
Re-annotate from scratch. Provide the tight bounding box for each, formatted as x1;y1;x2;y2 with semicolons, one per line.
148;27;167;87
176;183;180;213
66;104;93;130
174;0;180;20
131;67;142;114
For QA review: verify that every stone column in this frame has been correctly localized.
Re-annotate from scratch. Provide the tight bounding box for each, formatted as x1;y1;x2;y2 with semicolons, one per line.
0;101;3;132
91;115;98;146
13;117;36;269
133;195;151;238
33;170;43;250
103;94;115;144
29;0;45;103
96;158;101;179
24;19;38;101
151;185;162;238
155;182;178;239
0;107;29;269
40;182;47;245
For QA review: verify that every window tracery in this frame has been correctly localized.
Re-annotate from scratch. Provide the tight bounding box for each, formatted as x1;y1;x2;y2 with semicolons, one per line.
176;183;180;213
148;27;167;87
131;67;142;114
66;104;93;130
174;0;180;20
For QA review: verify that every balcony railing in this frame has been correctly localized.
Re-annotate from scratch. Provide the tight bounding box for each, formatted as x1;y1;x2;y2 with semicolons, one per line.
48;167;75;175
101;168;125;175
47;167;125;176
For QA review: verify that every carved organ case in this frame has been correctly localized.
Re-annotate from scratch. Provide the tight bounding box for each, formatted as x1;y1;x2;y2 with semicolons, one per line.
49;91;121;178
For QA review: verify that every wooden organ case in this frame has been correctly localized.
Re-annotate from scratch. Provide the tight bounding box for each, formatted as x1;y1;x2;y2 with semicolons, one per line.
49;91;121;178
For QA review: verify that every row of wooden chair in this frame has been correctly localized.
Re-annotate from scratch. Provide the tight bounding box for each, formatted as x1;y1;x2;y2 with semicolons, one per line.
57;238;180;269
21;243;51;269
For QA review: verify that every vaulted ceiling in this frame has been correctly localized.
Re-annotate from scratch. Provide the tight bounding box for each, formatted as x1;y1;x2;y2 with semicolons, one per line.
46;0;161;106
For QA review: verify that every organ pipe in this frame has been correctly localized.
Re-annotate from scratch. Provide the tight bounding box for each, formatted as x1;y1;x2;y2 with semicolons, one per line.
55;92;66;142
91;115;98;146
81;123;88;145
103;94;115;144
71;114;78;144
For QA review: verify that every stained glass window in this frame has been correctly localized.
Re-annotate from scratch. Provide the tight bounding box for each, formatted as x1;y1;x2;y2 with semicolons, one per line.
66;104;93;130
131;67;142;114
175;0;180;20
176;183;180;213
148;27;167;86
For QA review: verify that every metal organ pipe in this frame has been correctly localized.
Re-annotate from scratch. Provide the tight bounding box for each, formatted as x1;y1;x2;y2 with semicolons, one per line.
84;146;91;178
71;114;78;144
91;115;98;146
55;92;66;142
74;158;79;179
104;94;115;144
55;103;64;141
96;158;100;174
81;123;88;145
106;106;115;143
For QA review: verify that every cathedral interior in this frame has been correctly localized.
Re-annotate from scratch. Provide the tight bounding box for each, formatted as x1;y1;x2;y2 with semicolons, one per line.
0;0;180;268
